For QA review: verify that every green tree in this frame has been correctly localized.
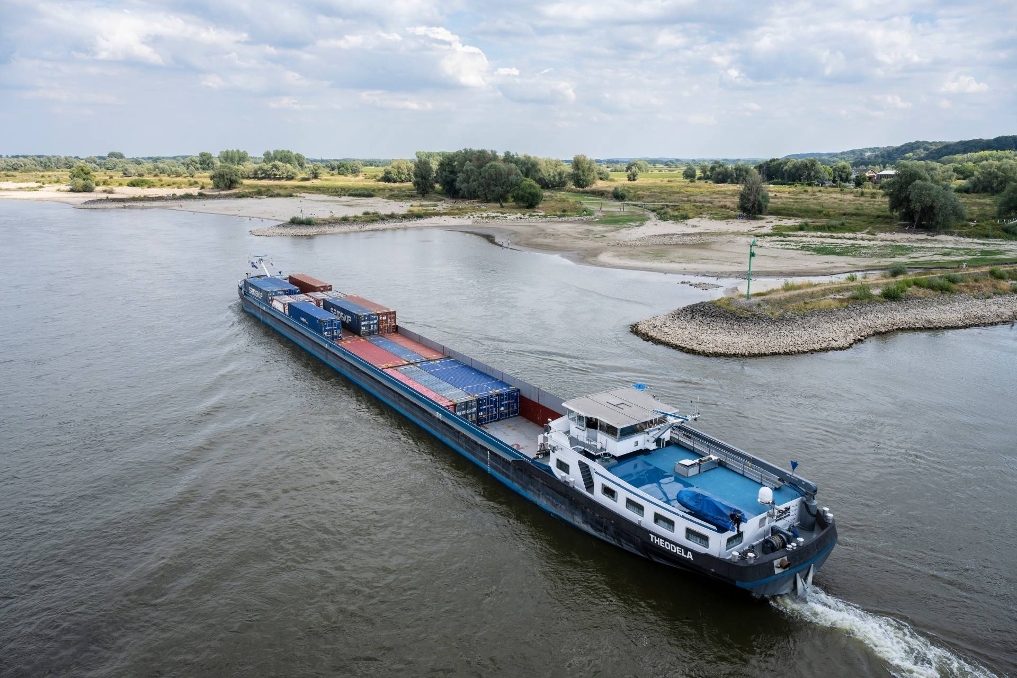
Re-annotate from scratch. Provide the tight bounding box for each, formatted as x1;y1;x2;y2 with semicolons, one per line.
628;160;650;173
883;162;933;225
737;169;769;217
412;156;435;196
711;161;731;183
905;180;966;230
731;163;752;184
571;154;597;188
69;163;94;181
997;183;1017;219
682;165;697;182
832;162;852;185
308;163;323;179
612;185;629;201
210;164;243;190
967;160;1017;194
106;151;125;159
538;159;570;189
853;174;865;188
197;151;216;171
478;161;522;205
512;178;544;208
596;165;611;181
626;167;639;181
379;159;413;183
218;149;250;165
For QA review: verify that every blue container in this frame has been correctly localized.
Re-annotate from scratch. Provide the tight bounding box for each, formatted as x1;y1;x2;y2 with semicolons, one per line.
416;359;519;423
244;276;300;302
368;336;425;363
288;301;342;340
323;297;379;336
396;364;477;422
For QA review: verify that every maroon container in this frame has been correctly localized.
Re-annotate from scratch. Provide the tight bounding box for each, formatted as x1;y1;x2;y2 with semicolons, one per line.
344;295;397;334
288;273;332;294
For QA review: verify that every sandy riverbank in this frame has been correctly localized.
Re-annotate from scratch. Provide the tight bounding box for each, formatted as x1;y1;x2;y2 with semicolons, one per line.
632;295;1017;357
6;187;1017;278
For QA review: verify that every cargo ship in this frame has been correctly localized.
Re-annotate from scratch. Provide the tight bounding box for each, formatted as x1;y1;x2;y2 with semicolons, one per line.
239;257;837;597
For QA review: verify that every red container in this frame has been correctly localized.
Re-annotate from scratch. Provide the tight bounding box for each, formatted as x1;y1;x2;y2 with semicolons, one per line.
384;368;455;412
288;273;332;294
339;336;408;369
387;333;444;360
344;295;397;334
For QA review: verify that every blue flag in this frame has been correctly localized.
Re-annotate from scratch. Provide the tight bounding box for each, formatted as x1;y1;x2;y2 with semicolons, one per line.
790;460;799;472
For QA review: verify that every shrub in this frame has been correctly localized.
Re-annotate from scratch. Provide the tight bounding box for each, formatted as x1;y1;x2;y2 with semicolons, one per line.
851;284;874;300
989;267;1006;280
288;216;316;225
126;177;153;188
347;188;375;197
880;283;906;300
612;186;629;201
943;273;961;283
888;263;908;277
511;178;543;208
845;273;858;282
210;164;243;190
69;178;95;192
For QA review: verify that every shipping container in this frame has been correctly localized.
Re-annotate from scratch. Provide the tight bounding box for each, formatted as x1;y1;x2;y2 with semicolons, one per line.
323;297;379;336
307;291;330;306
339;336;408;369
244;276;300;302
344;295;397;334
415;359;519;423
387;333;445;360
367;336;427;363
288;273;332;294
395;364;477;422
321;290;347;299
383;367;456;413
287;301;342;340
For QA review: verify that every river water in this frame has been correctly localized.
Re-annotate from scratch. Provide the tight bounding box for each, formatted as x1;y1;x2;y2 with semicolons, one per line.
1;200;1014;678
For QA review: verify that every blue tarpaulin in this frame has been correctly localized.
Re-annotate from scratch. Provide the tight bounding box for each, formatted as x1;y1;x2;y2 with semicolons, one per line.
677;488;748;532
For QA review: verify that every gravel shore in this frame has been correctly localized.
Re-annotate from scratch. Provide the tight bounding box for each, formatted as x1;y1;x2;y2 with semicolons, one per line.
633;294;1017;357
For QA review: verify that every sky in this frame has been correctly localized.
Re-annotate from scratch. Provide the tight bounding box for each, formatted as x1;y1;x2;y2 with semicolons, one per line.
0;0;1014;159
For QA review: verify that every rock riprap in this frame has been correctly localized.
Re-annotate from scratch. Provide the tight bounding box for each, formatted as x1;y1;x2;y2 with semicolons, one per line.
633;294;1017;357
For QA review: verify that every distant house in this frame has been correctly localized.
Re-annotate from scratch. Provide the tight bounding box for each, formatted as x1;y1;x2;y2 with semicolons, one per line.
866;170;878;182
874;169;896;184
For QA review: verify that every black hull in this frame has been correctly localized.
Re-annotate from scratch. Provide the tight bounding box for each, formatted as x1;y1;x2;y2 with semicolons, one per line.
240;290;837;596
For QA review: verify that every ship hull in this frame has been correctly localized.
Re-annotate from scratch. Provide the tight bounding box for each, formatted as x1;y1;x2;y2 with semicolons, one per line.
240;290;836;596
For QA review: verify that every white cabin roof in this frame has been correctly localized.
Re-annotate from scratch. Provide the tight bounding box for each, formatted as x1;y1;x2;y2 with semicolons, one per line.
562;387;671;428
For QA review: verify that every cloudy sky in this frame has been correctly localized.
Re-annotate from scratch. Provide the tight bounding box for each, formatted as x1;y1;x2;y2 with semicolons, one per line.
0;0;1014;158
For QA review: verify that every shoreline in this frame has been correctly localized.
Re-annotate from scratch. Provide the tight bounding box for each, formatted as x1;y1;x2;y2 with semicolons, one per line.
632;294;1017;357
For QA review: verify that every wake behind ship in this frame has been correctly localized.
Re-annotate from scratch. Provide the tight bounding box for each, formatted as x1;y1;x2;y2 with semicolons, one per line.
239;258;837;597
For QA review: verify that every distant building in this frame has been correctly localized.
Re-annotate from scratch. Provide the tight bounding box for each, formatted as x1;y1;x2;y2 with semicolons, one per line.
874;169;896;184
866;170;878;182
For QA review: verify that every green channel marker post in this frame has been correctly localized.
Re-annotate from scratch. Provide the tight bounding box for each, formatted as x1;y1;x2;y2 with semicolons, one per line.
746;238;757;299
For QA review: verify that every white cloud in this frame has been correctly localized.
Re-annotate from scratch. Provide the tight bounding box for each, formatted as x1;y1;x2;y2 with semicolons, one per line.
496;67;519;76
941;74;989;93
201;74;225;89
360;90;434;110
688;114;717;125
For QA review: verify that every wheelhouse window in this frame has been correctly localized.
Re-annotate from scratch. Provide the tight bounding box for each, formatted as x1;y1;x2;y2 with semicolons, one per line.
556;459;570;474
601;485;617;501
625;498;644;517
598;420;620;439
686;528;709;548
726;532;744;549
654;513;675;532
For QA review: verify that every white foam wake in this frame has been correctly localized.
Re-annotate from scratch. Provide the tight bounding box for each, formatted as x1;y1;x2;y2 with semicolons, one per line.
772;587;998;678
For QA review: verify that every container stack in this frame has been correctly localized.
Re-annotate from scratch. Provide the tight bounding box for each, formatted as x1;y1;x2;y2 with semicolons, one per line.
322;297;380;337
288;273;332;294
244;276;300;303
388;364;479;422
337;336;408;369
270;293;316;313
287;301;342;341
343;295;397;334
416;358;520;424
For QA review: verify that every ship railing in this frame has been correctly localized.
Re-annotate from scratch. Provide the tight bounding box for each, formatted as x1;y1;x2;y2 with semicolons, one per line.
671;426;818;496
568;435;604;456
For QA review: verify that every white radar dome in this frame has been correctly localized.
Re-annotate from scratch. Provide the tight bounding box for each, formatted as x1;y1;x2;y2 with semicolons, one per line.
758;487;774;505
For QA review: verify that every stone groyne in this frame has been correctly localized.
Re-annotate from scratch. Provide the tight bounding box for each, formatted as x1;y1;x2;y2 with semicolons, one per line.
632;294;1017;357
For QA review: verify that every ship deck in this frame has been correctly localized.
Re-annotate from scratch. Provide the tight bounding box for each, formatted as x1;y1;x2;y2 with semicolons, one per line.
605;444;801;516
482;416;544;458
